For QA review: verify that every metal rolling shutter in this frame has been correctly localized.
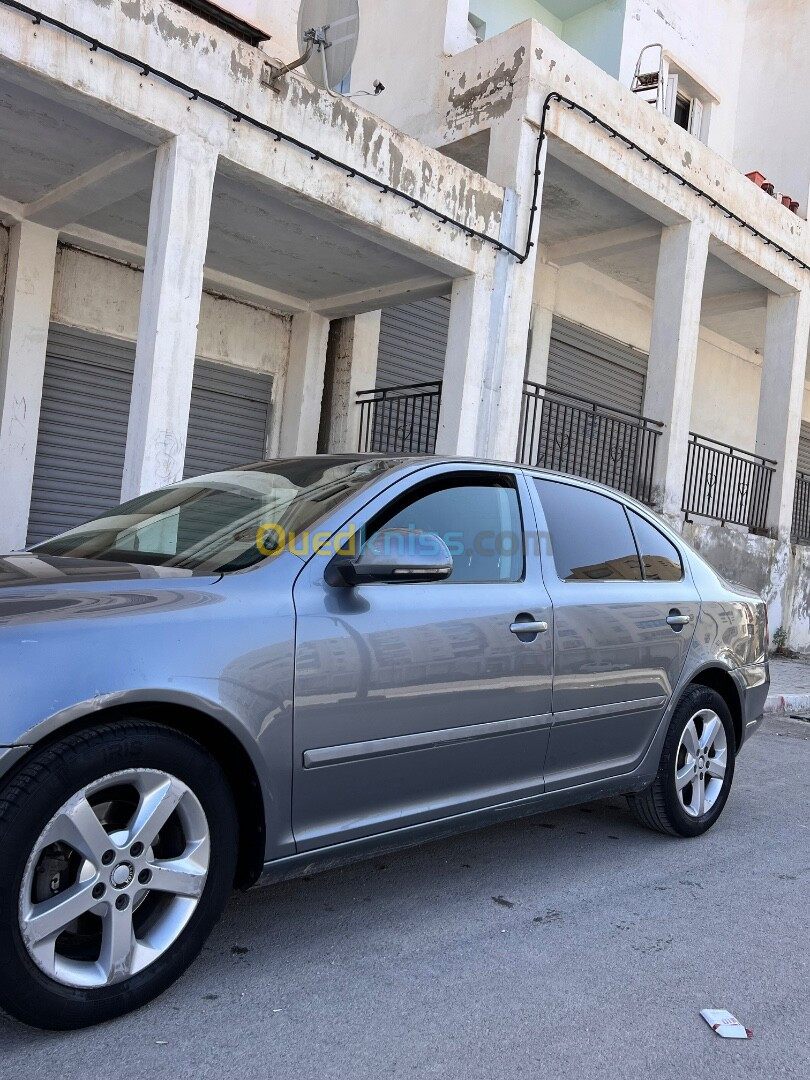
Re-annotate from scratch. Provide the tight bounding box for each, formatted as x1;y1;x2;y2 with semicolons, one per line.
184;361;272;478
546;318;648;415
797;421;810;476
376;295;451;387
27;326;273;545
27;327;134;546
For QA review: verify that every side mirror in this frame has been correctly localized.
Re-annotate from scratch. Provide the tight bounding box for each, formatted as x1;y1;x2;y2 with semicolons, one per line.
325;528;453;587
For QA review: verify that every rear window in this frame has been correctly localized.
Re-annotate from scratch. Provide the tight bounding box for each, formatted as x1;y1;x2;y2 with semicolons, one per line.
628;510;683;581
534;479;642;582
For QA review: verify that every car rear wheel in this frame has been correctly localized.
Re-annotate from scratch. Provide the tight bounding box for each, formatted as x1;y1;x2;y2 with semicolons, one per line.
0;720;238;1029
627;684;736;837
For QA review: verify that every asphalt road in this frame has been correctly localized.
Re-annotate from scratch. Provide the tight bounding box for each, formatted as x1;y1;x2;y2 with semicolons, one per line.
1;717;809;1080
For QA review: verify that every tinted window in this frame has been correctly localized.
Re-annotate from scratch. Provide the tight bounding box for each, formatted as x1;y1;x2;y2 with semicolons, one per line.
535;479;642;582
629;511;683;581
372;480;524;584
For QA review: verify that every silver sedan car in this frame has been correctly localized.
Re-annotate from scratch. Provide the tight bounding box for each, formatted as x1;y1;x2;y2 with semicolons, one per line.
0;456;769;1028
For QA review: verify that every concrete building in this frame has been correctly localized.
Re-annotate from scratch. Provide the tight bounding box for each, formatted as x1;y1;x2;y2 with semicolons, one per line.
1;0;810;651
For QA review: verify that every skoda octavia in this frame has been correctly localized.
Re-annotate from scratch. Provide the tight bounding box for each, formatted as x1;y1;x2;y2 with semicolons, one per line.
0;456;769;1028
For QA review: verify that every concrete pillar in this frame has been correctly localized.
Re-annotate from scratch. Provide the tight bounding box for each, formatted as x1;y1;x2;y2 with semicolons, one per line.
755;289;810;538
0;221;58;550
319;312;382;453
435;270;493;455
278;312;331;456
525;256;559;385
643;220;710;520
121;133;218;500
436;128;544;460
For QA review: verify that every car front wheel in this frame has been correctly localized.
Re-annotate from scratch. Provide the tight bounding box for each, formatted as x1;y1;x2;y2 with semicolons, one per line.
0;720;238;1029
627;684;736;837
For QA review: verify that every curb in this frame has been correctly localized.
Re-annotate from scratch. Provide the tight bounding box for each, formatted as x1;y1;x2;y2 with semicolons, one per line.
764;693;810;717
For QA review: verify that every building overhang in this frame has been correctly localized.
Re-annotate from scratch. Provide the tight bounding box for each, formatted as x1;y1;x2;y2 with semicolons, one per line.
436;20;810;312
0;0;508;316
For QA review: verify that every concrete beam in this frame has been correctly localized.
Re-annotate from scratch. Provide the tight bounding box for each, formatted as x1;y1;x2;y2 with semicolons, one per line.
756;290;810;539
547;111;808;295
121;134;219;499
278;312;331;456
0;221;59;550
708;237;799;298
643;220;710;521
0;194;26;227
25;149;157;229
203;268;311;315
219;147;488;280
545;223;661;267
59;224;311;314
57;224;146;265
701;290;769;317
311;276;451;319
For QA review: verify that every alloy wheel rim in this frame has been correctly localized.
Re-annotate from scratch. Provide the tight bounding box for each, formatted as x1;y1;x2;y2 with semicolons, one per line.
18;769;210;989
675;709;728;819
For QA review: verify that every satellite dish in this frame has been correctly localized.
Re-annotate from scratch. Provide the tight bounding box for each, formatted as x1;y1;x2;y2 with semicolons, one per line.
297;0;360;91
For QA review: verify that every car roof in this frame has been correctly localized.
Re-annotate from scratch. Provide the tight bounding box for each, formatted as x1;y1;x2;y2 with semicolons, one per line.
227;454;659;512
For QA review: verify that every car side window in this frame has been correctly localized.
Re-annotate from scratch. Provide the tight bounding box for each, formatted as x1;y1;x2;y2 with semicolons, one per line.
628;510;683;581
534;479;643;582
368;478;524;584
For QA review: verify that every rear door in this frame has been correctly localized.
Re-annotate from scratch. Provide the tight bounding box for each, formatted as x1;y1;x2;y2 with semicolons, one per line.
529;476;700;790
291;464;553;851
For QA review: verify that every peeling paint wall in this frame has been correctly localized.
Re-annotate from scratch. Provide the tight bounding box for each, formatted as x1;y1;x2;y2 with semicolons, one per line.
785;543;810;654
445;45;527;136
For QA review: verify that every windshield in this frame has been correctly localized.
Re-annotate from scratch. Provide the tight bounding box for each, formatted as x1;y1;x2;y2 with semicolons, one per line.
31;457;401;573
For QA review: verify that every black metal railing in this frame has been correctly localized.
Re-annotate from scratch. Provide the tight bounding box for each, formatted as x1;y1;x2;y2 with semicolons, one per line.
792;471;810;544
517;382;663;504
682;433;775;530
357;381;442;454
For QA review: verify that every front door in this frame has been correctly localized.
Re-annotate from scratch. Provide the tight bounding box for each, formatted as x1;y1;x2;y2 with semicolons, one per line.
291;466;553;851
529;477;700;790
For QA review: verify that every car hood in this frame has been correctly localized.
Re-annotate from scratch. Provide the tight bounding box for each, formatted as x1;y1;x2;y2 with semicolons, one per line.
0;553;212;591
0;553;223;624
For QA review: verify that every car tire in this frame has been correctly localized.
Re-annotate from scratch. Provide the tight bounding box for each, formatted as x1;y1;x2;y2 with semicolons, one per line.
0;720;238;1030
627;684;736;838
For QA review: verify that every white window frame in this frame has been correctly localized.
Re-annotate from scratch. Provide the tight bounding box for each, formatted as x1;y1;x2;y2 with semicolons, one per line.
662;59;714;144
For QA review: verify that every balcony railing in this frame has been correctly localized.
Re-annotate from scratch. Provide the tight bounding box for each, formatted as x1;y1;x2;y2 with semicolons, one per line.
792;471;810;545
517;382;663;504
357;381;442;454
682;433;775;530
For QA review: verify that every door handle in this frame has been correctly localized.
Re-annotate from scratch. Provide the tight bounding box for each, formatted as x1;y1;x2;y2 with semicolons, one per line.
666;613;692;627
510;620;549;635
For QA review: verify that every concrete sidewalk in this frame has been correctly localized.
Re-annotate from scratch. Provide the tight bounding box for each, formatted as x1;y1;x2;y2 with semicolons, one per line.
765;657;810;717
